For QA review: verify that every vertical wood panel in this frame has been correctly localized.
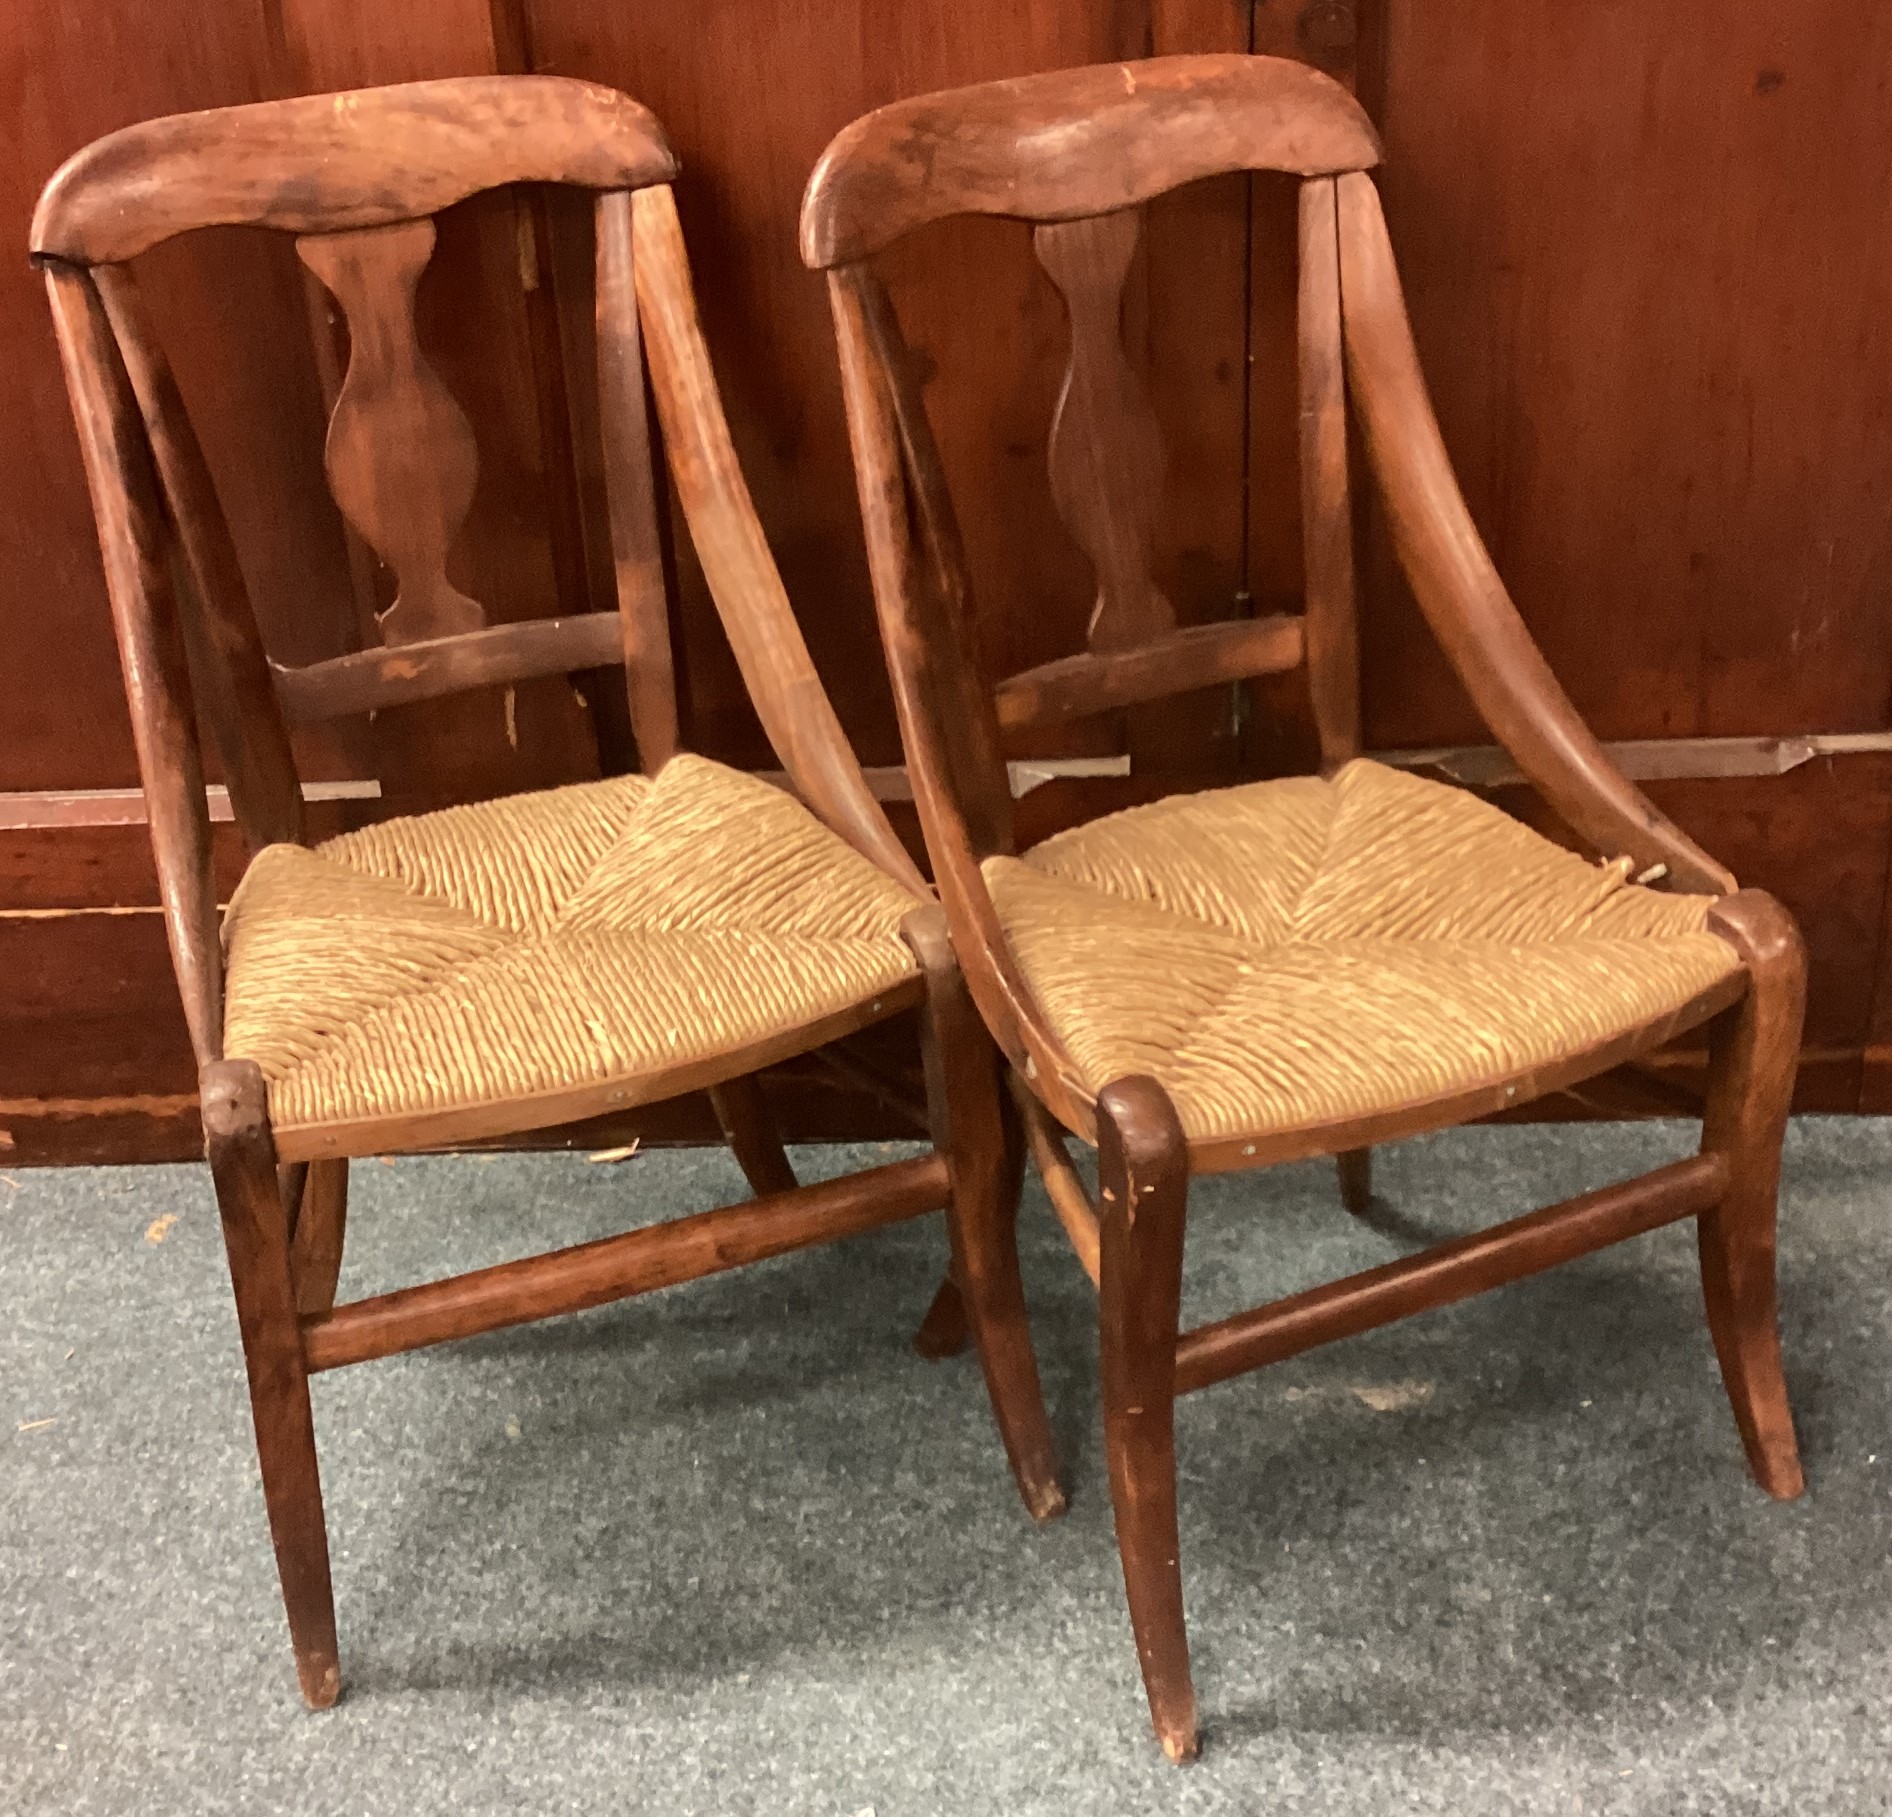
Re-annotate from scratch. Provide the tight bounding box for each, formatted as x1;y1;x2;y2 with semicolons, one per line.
1360;0;1892;1110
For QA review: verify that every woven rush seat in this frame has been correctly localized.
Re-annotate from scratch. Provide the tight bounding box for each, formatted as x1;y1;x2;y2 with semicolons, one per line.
985;759;1742;1143
222;754;920;1144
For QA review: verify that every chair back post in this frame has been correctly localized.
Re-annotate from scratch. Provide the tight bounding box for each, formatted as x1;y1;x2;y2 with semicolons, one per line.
42;263;224;1063
594;185;681;771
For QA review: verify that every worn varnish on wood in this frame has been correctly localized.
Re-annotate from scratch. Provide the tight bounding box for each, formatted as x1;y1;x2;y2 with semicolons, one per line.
34;73;1060;1709
806;52;1808;1762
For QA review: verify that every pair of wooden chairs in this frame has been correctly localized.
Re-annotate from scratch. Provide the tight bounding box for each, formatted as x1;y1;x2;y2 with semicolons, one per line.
37;58;1804;1762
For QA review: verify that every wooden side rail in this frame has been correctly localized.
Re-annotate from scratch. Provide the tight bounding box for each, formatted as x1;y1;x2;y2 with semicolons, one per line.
1172;1152;1729;1396
302;1150;950;1371
1011;1074;1101;1284
272;612;625;724
994;614;1305;732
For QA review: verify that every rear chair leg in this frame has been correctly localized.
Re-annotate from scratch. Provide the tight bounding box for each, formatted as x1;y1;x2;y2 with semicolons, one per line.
911;1274;971;1359
201;1060;341;1708
709;1074;799;1198
904;909;1065;1522
1698;892;1806;1500
289;1159;350;1318
1097;1075;1198;1763
1337;1147;1373;1217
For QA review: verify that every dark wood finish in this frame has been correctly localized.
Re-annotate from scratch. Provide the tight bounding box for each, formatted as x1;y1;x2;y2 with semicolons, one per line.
707;1073;799;1200
905;904;1065;1522
811;54;1815;1758
288;1158;349;1318
1173;1153;1727;1396
272;613;624;723
1095;1075;1196;1764
594;185;679;769
1012;1073;1102;1287
42;266;224;1066
995;614;1304;732
37;77;1056;1709
13;3;1892;1148
201;1059;338;1708
1697;891;1806;1499
799;54;1381;267
1295;176;1361;770
31;76;677;263
1335;1146;1371;1218
89;265;306;851
302;1152;949;1373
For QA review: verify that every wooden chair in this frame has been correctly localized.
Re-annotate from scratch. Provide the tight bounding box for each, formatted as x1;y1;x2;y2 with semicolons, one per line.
31;74;1063;1709
802;54;1807;1761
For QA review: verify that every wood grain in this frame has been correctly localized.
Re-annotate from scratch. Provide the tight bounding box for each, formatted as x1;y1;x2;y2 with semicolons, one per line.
297;220;485;645
801;53;1381;267
994;615;1304;731
1033;210;1172;655
31;75;677;263
1174;1153;1727;1395
302;1151;949;1371
272;613;624;723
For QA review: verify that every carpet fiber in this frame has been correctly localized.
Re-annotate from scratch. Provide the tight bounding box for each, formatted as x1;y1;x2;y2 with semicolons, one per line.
4;1120;1890;1815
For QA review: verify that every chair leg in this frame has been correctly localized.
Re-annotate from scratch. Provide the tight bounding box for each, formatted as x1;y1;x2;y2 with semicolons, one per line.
1698;892;1806;1500
709;1074;799;1198
1337;1146;1373;1217
201;1060;341;1709
1096;1075;1198;1763
289;1159;350;1318
904;909;1065;1522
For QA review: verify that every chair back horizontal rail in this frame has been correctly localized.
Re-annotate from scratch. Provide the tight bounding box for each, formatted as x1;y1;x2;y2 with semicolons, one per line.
31;76;677;264
800;54;1381;268
271;612;626;725
994;613;1305;732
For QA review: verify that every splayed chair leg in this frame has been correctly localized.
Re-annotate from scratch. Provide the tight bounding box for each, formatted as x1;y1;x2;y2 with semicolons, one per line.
1698;891;1806;1500
202;1059;341;1709
1336;1146;1372;1217
912;1273;971;1357
709;1073;799;1198
1097;1074;1198;1763
905;908;1064;1521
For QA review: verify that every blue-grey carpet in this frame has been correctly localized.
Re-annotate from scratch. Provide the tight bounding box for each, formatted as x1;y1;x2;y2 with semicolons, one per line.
3;1120;1890;1815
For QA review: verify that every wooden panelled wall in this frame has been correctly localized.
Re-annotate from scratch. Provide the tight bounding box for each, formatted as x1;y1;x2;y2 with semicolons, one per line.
4;0;1889;1163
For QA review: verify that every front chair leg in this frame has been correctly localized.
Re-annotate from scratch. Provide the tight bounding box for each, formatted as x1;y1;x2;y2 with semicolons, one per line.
1698;891;1806;1500
1096;1074;1197;1763
904;908;1065;1522
201;1060;341;1708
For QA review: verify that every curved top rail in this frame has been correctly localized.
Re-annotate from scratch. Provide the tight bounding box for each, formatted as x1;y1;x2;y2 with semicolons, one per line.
33;76;678;265
800;53;1381;269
